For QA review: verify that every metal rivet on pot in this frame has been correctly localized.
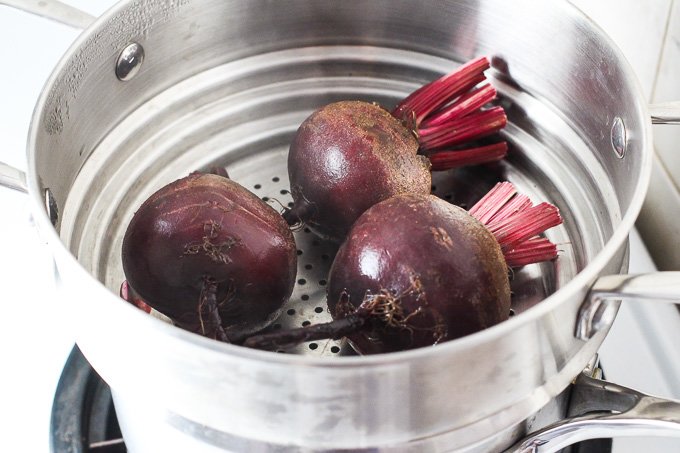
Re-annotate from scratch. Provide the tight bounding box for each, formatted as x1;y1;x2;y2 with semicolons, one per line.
610;117;627;159
45;188;58;226
115;43;145;81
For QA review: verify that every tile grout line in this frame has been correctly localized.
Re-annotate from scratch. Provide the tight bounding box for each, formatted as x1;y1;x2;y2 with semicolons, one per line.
649;0;676;103
647;0;680;198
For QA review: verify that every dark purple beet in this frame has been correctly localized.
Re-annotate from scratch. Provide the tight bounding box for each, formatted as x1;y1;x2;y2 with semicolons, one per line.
286;101;431;241
284;57;508;242
122;173;297;340
327;193;510;353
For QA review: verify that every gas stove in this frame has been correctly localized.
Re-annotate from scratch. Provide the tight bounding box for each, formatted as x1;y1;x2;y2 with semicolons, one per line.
1;1;679;452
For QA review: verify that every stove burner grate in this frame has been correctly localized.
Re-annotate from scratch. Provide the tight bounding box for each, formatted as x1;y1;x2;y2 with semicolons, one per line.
51;346;125;453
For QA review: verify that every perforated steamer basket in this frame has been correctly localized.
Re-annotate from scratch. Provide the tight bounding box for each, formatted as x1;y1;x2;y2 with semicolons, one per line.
62;49;576;340
8;0;680;451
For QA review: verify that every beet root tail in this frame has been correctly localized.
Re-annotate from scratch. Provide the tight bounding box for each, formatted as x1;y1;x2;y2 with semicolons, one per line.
282;199;316;227
197;279;231;343
243;312;367;350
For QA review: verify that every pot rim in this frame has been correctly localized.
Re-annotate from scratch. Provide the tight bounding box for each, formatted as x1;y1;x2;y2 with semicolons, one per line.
25;0;653;368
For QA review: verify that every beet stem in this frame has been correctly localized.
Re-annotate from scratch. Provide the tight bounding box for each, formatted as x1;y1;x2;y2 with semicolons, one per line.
503;238;558;267
488;194;532;224
390;56;509;160
428;142;508;170
469;182;563;266
243;311;368;350
418;106;507;150
392;56;491;124
468;182;516;222
422;84;498;128
489;203;562;251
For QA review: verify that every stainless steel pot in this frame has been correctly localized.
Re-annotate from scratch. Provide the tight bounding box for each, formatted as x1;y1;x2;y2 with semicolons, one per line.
2;0;680;451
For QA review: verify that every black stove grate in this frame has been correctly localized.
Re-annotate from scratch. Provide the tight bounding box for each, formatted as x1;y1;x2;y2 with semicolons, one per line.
51;346;125;453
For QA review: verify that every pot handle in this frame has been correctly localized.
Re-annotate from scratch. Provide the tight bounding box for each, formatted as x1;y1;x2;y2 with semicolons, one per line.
504;372;680;453
576;272;680;340
650;102;680;125
0;162;28;194
0;0;94;29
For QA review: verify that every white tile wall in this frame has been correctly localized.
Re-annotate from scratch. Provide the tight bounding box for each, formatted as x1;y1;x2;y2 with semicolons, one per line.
638;0;680;270
639;158;680;269
572;0;680;271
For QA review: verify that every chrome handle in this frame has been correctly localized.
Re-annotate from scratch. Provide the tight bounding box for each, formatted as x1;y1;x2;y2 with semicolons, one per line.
0;0;94;29
576;272;680;340
650;102;680;125
589;272;680;302
0;162;28;194
506;373;680;453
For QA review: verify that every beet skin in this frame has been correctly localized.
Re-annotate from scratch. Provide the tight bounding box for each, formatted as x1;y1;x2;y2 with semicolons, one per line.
122;173;297;338
327;193;510;353
287;101;431;241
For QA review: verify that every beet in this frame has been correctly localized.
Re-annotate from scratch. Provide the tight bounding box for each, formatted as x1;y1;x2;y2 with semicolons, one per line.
285;56;508;241
286;101;432;241
327;193;511;353
243;183;561;354
122;173;297;340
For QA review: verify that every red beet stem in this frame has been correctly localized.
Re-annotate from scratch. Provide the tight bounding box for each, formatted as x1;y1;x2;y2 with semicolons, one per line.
120;280;152;313
489;193;532;224
389;56;507;167
392;56;490;124
392;57;507;166
467;181;532;224
489;203;562;251
422;84;498;128
428;142;508;171
503;238;558;268
468;181;516;222
470;182;563;266
418;106;507;150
